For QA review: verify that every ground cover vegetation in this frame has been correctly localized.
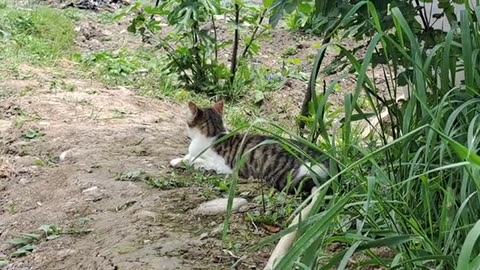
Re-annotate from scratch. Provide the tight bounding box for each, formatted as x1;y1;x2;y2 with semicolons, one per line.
0;0;479;269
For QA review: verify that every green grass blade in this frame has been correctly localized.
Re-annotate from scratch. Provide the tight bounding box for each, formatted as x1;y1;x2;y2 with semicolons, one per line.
456;220;480;269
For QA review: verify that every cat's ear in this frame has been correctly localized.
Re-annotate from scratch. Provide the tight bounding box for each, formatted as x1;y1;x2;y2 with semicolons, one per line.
188;101;201;116
213;100;224;114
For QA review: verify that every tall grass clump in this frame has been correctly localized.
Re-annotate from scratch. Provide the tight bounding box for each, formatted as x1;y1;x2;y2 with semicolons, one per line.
223;1;480;269
0;7;75;64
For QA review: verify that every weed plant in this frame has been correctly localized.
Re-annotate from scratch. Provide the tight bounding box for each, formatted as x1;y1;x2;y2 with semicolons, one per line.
224;2;480;269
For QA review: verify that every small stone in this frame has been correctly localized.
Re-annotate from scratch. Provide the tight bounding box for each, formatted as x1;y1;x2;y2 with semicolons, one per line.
82;186;98;193
238;205;248;212
296;43;309;49
82;186;104;201
18;178;31;185
65;200;77;208
199;233;208;240
57;249;76;259
238;203;257;213
210;224;223;236
17;168;31;174
135;210;157;222
115;243;138;254
239;191;250;197
0;120;11;133
192;198;248;216
59;150;71;161
89;39;101;48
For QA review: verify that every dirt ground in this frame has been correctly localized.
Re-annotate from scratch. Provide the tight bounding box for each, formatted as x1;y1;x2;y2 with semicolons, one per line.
0;62;277;269
0;6;284;269
0;7;300;267
0;3;394;269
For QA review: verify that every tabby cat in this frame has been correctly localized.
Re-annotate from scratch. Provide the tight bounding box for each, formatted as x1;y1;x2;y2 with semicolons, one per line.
170;100;330;193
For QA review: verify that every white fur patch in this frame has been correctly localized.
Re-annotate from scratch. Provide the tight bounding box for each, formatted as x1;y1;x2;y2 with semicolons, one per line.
170;157;184;167
170;127;233;174
295;162;329;181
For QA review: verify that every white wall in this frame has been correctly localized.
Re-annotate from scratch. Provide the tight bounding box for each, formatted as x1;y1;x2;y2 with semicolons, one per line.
414;0;478;32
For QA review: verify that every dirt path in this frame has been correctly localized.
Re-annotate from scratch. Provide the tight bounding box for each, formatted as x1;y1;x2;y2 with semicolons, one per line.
0;65;268;269
0;5;392;269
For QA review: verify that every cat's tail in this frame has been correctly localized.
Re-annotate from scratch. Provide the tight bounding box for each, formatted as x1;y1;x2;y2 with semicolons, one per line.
263;186;321;270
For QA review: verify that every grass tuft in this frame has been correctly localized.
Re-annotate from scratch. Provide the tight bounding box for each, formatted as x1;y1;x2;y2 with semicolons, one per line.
222;2;480;269
0;7;75;64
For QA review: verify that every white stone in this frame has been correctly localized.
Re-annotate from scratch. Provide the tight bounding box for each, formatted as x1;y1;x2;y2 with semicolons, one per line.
57;249;76;260
18;178;31;185
238;203;255;213
59;150;71;161
0;120;11;133
135;210;157;222
82;186;104;201
82;186;98;193
210;224;224;236
192;198;248;216
239;191;250;197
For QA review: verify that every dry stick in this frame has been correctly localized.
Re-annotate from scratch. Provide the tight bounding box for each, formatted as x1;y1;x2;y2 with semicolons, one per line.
230;3;240;84
414;0;435;42
242;9;267;58
150;0;161;20
377;48;398;140
148;0;196;86
414;0;430;31
368;66;390;148
147;0;193;86
231;255;248;269
156;42;194;86
211;15;218;61
261;187;266;213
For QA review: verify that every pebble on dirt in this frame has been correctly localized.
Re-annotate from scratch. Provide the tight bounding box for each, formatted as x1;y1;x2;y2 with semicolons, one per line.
0;120;11;133
59;149;72;161
192;198;248;216
134;210;157;222
82;186;105;201
18;178;31;185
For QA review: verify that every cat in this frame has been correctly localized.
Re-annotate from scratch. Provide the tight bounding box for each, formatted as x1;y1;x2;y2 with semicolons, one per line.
169;100;332;269
169;100;331;193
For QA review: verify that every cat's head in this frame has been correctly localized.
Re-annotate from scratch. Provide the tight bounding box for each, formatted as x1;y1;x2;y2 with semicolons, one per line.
186;100;226;138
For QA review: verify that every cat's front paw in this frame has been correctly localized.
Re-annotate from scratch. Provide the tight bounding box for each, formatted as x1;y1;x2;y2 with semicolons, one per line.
170;158;184;167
